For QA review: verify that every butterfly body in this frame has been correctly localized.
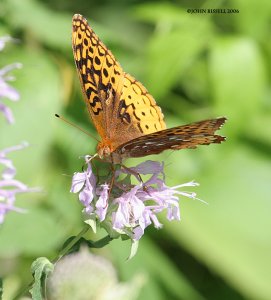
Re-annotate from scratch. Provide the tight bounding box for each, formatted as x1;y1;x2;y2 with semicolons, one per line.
72;14;226;164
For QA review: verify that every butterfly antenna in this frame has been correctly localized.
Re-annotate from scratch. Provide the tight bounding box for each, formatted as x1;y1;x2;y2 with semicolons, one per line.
55;114;99;142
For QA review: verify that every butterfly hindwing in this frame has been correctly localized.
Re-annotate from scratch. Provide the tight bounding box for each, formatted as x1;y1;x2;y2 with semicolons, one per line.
115;117;226;159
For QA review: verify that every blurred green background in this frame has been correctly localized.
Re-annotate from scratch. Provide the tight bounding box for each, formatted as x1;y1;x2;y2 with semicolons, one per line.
0;0;271;299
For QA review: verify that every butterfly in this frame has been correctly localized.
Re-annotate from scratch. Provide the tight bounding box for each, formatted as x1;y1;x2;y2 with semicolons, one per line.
72;14;226;164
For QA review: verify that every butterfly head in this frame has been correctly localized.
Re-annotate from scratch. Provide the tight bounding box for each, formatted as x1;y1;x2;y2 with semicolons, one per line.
97;140;122;164
97;140;111;158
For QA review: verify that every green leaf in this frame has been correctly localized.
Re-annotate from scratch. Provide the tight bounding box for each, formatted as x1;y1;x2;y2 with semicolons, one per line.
209;36;267;136
134;3;190;24
84;215;97;233
127;240;139;260
234;0;271;40
30;257;54;300
133;3;213;99
59;235;113;256
59;237;90;255
5;0;71;50
91;235;113;248
146;17;212;98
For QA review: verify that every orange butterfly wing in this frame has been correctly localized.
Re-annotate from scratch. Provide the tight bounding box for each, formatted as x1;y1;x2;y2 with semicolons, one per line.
72;14;166;154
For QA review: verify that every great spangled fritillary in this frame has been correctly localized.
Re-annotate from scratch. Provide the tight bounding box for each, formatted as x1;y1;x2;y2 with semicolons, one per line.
72;14;226;164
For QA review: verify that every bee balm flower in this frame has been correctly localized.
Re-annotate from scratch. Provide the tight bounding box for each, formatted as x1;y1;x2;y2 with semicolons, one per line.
71;157;199;242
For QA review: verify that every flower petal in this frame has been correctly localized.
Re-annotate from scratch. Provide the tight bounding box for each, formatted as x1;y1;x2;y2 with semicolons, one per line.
95;184;109;221
0;102;14;124
70;172;87;193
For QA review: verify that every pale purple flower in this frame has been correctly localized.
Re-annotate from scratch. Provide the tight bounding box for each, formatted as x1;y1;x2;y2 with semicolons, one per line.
0;143;38;223
71;158;199;242
71;158;97;215
112;185;145;231
0;36;22;124
111;161;198;240
96;184;109;221
0;142;28;179
0;38;37;223
71;157;110;220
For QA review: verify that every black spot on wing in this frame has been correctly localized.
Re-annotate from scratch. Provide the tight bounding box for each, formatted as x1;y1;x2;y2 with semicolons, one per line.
103;68;108;77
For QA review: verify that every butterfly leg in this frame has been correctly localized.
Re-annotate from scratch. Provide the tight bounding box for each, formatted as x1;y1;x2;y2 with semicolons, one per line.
108;163;116;197
119;164;151;193
120;164;142;183
119;165;154;195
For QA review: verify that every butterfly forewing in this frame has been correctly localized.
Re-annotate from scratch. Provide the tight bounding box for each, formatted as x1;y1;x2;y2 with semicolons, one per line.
115;117;226;159
72;14;166;150
72;14;124;141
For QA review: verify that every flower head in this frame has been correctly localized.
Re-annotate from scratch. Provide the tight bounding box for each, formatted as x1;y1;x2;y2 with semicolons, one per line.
0;36;22;124
47;247;144;299
0;143;38;223
71;158;199;243
0;37;38;224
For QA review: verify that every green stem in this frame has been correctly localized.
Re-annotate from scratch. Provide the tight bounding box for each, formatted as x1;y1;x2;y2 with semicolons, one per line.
54;224;90;263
